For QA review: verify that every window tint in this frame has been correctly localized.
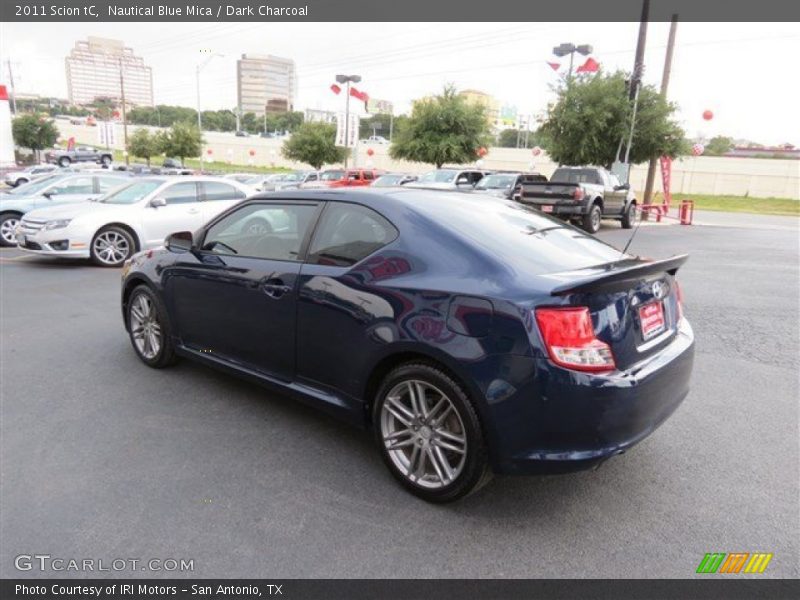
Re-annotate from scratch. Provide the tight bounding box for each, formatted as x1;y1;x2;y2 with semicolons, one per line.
47;176;93;195
97;176;127;192
203;181;247;202
364;171;374;180
202;203;318;262
307;203;398;267
156;182;198;204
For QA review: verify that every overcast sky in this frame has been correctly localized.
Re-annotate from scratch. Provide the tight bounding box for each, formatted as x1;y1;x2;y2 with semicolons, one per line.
1;21;798;145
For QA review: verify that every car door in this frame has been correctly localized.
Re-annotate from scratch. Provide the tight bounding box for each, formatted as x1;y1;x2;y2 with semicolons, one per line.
199;181;248;223
75;147;93;162
605;172;627;214
296;201;399;397
164;201;322;380
140;181;205;248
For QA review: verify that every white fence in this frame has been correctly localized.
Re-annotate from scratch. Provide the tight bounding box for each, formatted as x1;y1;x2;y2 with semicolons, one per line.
56;122;800;199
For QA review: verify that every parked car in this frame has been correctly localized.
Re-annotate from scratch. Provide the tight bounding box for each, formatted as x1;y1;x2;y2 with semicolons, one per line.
517;166;637;234
0;172;131;246
160;158;193;175
256;170;320;191
472;171;548;199
235;131;249;137
307;169;380;188
16;177;253;266
45;146;114;168
3;164;62;187
363;135;389;144
371;173;418;187
405;168;488;191
224;173;260;184
119;188;694;503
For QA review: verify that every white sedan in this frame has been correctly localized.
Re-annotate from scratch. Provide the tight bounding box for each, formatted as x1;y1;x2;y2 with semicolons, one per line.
16;176;253;267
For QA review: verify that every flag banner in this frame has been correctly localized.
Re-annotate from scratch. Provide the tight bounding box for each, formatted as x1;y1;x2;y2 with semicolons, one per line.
576;57;600;73
330;83;341;95
660;156;673;208
547;61;560;71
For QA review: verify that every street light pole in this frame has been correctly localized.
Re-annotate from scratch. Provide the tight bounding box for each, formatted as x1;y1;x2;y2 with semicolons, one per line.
553;42;593;86
196;51;224;172
118;58;129;166
336;74;361;169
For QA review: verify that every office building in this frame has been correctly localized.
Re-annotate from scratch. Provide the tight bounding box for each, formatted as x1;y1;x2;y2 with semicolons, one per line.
237;54;296;115
65;37;153;107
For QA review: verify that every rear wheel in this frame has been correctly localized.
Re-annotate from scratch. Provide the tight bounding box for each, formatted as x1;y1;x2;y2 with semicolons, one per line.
13;177;29;187
621;201;636;229
582;203;602;234
91;226;135;267
373;363;492;503
0;213;21;247
100;155;112;167
127;284;176;368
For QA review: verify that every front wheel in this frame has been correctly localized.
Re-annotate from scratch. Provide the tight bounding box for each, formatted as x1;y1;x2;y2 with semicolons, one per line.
0;213;21;247
127;284;177;368
621;202;636;229
373;363;492;503
91;226;135;267
100;155;112;166
581;204;602;234
58;157;71;167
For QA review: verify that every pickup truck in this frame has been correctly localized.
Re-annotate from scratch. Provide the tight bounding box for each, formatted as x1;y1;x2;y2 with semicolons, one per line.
516;166;636;233
45;146;114;168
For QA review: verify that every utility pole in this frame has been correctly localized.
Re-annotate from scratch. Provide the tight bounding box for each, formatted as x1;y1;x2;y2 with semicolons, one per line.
6;59;17;115
643;14;678;204
119;58;129;166
336;74;361;168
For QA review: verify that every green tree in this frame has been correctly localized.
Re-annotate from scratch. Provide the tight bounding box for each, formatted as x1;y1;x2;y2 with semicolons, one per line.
538;71;685;168
497;128;546;149
281;122;347;170
389;85;492;168
359;113;393;139
127;128;160;166
12;114;59;160
160;122;203;165
705;136;734;156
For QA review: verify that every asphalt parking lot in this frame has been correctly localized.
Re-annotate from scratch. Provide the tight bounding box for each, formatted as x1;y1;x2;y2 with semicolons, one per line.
1;217;798;579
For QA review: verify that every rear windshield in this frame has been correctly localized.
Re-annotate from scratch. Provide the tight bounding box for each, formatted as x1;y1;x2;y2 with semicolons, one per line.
414;195;626;274
551;168;601;185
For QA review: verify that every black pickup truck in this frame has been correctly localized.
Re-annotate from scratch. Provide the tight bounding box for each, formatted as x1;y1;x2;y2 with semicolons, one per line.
516;166;636;233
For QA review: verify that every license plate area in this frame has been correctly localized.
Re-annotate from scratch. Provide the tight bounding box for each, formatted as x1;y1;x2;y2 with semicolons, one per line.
639;301;666;340
540;205;554;213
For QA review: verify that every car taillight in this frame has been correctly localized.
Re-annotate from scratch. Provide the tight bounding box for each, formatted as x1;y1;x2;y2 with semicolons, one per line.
534;307;616;373
675;280;684;321
572;188;584;201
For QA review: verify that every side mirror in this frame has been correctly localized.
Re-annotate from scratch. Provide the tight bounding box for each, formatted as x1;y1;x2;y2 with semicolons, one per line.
42;192;52;199
615;183;631;191
165;231;194;253
149;196;167;208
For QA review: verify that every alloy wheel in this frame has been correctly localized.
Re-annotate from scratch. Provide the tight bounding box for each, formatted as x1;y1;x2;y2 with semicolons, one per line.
379;380;467;489
93;231;130;265
129;293;161;360
0;218;20;245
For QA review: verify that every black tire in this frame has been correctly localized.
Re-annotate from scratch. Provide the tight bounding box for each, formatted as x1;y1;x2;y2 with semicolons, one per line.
0;212;22;247
581;203;602;234
58;157;71;167
13;177;28;187
621;201;636;229
126;284;177;368
100;155;112;166
373;362;492;503
90;225;136;267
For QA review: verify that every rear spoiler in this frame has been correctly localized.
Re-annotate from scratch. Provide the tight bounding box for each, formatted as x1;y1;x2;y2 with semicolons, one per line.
550;254;689;296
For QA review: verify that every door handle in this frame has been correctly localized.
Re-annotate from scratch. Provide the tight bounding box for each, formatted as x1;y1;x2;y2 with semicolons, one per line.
261;278;291;299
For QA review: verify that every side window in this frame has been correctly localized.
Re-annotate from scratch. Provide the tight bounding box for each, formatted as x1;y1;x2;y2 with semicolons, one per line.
306;173;318;182
202;182;247;202
470;172;484;185
347;172;360;181
97;177;127;192
155;182;199;204
307;203;398;267
363;171;374;181
47;176;94;195
202;203;318;261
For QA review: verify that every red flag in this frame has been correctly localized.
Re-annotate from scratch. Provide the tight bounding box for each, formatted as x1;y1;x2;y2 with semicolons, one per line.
576;57;600;73
349;86;363;100
330;83;341;95
659;156;673;209
547;62;560;71
67;137;76;151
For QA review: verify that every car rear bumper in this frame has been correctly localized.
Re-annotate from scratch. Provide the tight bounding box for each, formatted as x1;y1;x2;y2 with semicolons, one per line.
492;319;695;475
516;199;588;216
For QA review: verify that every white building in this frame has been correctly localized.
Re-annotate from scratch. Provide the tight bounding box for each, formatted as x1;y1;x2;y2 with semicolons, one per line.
65;37;153;107
237;54;296;115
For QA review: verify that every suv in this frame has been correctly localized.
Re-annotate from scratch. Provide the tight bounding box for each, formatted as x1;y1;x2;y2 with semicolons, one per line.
45;146;114;168
311;169;380;188
517;166;637;233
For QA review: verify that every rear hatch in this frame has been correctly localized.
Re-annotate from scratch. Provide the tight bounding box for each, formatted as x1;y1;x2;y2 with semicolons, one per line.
541;256;687;371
